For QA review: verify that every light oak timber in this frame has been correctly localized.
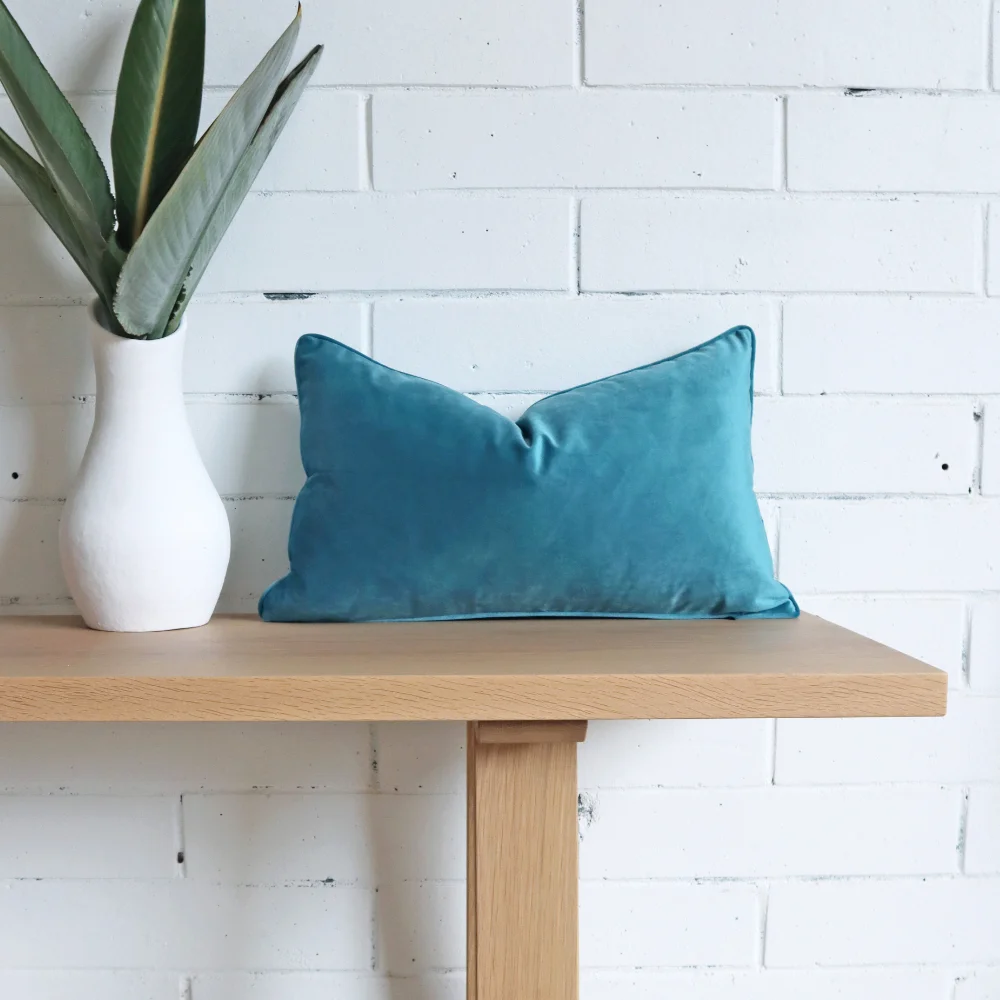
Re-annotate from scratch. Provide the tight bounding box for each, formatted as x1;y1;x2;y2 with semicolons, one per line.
467;721;586;1000
0;614;945;722
476;720;589;744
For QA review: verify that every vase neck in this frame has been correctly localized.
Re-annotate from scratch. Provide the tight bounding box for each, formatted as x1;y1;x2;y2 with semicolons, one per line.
90;324;187;418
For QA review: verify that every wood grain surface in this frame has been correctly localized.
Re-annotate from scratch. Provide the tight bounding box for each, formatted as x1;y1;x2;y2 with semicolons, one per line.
467;721;584;1000
0;614;946;722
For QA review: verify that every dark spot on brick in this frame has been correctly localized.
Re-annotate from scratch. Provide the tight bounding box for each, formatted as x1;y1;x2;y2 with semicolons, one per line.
176;851;185;864
942;463;949;471
11;472;18;479
264;291;316;301
577;792;597;840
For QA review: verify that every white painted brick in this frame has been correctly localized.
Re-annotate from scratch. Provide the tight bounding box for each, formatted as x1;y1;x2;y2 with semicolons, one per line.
0;403;92;500
775;693;1000;784
374;296;779;393
585;0;984;87
780;499;1000;592
956;970;1000;1000
187;972;953;1000
582;970;950;1000
800;595;965;682
984;206;1000;294
0;881;372;970
377;881;759;972
581;882;758;969
208;0;572;86
184;300;366;394
969;597;1000;692
374;722;466;794
202;194;570;293
0;306;93;404
371;794;463;883
965;787;1000;874
980;400;1000;496
753;398;975;495
184;793;372;884
790;94;1000;193
189;400;303;498
784;297;1000;394
0;724;371;793
580;787;959;878
767;877;1000;966
192;974;464;1000
0;205;93;302
0;301;364;404
374;91;778;190
198;91;362;192
0;972;179;1000
0;795;174;878
580;720;770;789
581;197;979;293
187;792;464;885
759;497;780;565
0;2;131;92
468;392;545;420
219;497;294;612
0;501;66;600
984;206;1000;293
376;882;465;973
2;0;572;87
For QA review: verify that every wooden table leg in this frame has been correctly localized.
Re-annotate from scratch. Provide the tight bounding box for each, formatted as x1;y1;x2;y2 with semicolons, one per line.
467;719;588;1000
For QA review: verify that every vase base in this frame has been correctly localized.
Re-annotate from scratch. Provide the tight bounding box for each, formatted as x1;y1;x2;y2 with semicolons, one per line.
80;611;215;633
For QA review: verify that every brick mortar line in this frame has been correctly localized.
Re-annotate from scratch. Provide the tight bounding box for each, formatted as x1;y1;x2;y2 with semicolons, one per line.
0;287;1000;304
3;782;999;795
33;85;1000;97
7;189;1000;201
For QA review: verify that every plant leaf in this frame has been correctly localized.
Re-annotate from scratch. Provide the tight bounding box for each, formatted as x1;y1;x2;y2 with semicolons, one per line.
0;0;114;246
111;0;205;249
113;4;302;339
168;44;322;333
0;123;115;309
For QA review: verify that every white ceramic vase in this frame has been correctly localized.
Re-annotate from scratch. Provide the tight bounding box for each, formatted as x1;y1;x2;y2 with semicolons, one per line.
59;305;231;632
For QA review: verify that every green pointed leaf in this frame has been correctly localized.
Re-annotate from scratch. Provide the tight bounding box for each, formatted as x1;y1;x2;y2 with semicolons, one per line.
112;0;205;249
113;5;302;339
0;123;116;309
0;0;114;245
168;45;322;334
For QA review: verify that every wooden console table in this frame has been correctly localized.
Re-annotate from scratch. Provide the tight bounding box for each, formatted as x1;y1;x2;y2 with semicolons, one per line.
0;613;946;1000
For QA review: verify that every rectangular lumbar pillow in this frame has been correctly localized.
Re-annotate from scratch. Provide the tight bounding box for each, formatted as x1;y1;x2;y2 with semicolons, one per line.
259;326;798;622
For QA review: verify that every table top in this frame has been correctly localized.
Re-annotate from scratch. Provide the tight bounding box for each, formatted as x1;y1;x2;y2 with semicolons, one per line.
0;613;946;722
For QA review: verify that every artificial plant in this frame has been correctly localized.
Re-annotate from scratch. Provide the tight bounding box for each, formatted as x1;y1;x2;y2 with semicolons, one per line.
0;0;322;338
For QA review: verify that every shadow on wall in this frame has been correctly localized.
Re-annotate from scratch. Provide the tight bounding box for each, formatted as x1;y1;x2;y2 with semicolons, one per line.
218;393;300;614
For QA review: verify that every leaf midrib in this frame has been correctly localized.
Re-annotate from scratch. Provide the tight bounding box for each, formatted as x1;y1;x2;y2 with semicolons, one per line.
132;0;182;244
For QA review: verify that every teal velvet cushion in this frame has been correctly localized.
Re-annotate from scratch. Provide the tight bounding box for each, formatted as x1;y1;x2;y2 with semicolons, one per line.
259;326;798;622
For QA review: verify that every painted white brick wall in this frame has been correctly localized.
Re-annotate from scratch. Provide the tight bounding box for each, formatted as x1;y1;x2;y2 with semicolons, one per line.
0;0;998;997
